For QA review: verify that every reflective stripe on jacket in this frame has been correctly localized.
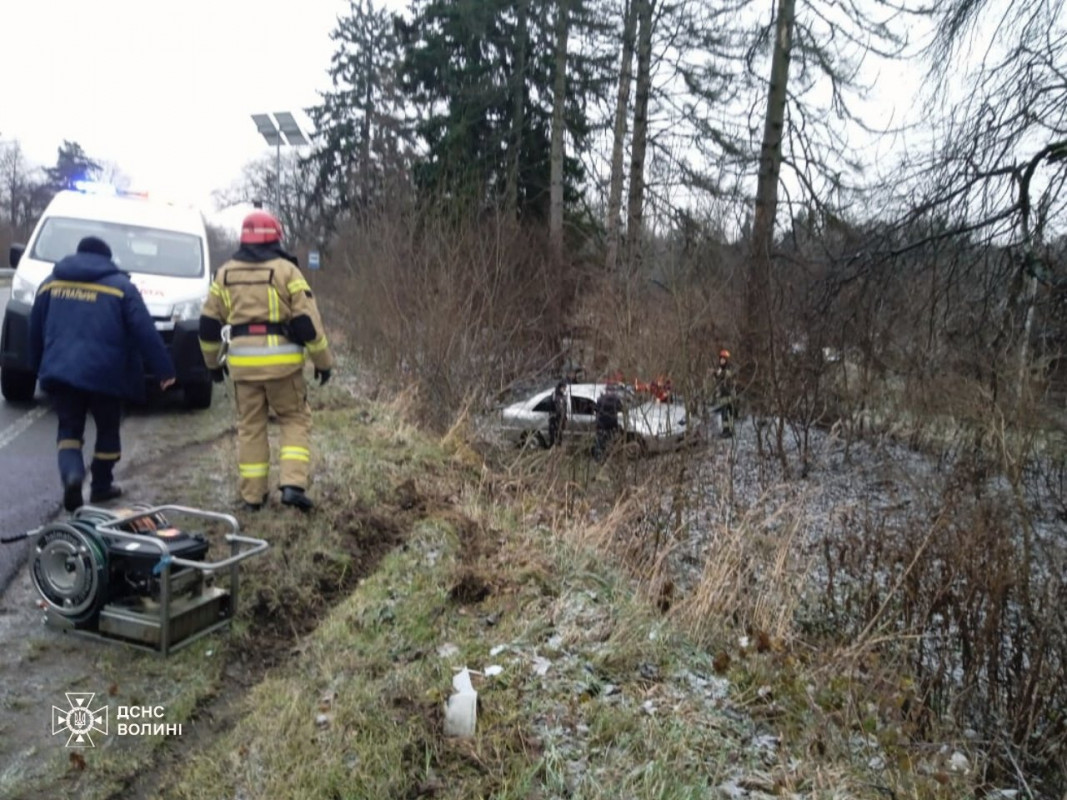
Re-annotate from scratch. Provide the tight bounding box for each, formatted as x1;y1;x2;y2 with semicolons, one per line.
29;251;176;401
198;255;334;382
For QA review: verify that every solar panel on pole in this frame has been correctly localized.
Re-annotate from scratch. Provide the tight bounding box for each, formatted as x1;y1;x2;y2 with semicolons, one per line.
251;114;283;146
274;112;308;146
250;111;310;218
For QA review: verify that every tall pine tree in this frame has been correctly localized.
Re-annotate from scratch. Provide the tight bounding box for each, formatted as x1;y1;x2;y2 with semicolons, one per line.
308;0;409;225
398;0;595;222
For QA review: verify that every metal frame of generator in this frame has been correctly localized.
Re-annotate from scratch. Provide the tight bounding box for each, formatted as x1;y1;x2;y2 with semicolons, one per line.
17;505;268;656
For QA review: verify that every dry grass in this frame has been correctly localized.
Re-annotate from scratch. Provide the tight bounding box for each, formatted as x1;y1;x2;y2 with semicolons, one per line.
158;405;790;800
672;493;812;645
11;375;1018;799
489;409;1061;799
312;222;1064;794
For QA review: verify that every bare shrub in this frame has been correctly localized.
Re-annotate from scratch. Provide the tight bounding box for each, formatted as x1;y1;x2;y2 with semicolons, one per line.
565;238;747;424
318;205;570;428
815;415;1067;794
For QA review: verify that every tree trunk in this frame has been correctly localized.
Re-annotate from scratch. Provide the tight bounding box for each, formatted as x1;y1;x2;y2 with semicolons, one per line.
749;0;796;296
1;142;28;233
506;0;529;217
549;0;571;262
605;0;637;272
1019;269;1039;399
1013;143;1063;401
624;0;653;271
360;51;373;211
746;0;796;465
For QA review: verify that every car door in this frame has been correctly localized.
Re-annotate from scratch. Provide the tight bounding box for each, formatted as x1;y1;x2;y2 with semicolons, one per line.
567;387;599;435
525;391;555;435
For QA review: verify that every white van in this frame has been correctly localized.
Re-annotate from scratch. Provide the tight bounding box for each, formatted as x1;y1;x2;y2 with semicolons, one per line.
0;183;214;408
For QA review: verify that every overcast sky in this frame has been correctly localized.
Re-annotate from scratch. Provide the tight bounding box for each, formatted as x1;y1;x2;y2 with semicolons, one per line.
0;1;981;236
0;0;399;220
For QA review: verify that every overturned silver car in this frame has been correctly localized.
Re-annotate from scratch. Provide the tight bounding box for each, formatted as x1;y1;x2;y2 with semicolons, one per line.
499;382;702;453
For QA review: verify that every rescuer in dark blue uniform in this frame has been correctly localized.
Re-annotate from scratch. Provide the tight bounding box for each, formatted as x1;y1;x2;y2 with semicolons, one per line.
29;236;177;511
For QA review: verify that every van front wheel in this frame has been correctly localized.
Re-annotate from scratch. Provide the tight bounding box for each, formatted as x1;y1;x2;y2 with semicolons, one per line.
0;368;36;403
184;381;212;410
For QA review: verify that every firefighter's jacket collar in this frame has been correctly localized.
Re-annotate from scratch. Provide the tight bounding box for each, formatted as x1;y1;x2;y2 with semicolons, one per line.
231;242;299;267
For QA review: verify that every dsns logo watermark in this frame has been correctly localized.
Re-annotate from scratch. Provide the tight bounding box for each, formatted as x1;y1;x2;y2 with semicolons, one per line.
51;694;183;748
52;693;109;748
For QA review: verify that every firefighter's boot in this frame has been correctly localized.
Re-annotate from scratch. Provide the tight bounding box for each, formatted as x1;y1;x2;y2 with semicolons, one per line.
281;485;313;511
242;493;269;512
90;485;123;503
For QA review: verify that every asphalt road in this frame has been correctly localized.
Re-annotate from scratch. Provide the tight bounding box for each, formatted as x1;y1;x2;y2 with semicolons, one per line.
0;281;61;594
0;279;222;598
0;280;163;598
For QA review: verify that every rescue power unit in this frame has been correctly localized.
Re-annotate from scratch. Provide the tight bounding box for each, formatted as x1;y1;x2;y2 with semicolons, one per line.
4;505;268;655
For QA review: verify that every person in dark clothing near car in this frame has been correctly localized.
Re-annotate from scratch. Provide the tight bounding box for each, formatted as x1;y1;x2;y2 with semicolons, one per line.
548;381;568;447
593;386;624;461
29;236;176;512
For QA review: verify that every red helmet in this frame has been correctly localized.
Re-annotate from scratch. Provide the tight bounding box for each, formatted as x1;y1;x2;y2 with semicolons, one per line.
240;211;283;244
719;349;731;360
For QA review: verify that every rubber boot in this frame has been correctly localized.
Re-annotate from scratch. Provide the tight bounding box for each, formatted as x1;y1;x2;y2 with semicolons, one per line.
242;493;269;512
280;485;313;512
63;476;84;513
89;485;123;503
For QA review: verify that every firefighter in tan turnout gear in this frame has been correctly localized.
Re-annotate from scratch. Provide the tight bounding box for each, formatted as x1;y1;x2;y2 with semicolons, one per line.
198;211;334;511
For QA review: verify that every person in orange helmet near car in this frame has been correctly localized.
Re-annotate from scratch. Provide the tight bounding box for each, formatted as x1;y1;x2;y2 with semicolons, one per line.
712;348;737;438
198;211;334;511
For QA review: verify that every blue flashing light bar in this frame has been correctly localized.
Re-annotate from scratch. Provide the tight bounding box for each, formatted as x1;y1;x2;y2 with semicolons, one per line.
73;180;118;195
72;180;151;200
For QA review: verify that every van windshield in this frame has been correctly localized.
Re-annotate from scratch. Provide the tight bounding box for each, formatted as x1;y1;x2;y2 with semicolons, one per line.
30;217;204;278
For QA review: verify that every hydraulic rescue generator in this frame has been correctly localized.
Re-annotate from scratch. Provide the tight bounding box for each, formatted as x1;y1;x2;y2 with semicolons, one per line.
2;505;268;656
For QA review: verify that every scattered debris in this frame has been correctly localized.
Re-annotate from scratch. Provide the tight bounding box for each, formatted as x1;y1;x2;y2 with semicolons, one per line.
949;751;971;773
444;668;478;738
531;655;552;677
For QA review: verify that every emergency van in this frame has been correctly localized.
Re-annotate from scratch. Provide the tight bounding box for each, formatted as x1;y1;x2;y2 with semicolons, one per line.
0;183;214;408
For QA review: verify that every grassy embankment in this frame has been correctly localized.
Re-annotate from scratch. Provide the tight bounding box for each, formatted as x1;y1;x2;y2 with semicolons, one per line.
9;368;986;800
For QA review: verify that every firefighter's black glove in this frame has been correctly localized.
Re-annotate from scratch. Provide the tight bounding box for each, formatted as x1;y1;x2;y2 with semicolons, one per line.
314;368;331;386
210;366;227;384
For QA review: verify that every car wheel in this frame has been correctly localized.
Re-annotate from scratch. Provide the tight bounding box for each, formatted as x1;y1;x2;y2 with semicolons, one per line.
0;368;36;403
521;430;547;450
183;381;213;410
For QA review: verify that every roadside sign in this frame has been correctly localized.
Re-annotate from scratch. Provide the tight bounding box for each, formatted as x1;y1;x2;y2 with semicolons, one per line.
308;250;321;271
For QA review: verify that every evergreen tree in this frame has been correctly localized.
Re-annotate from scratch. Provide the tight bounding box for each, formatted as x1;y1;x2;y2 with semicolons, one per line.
307;0;410;225
398;0;597;222
43;140;101;193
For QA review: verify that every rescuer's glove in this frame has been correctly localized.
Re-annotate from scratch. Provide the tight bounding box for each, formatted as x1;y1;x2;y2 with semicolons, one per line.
314;368;331;386
210;366;228;383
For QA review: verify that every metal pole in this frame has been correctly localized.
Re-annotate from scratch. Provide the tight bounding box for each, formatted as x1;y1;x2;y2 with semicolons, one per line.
275;139;281;217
